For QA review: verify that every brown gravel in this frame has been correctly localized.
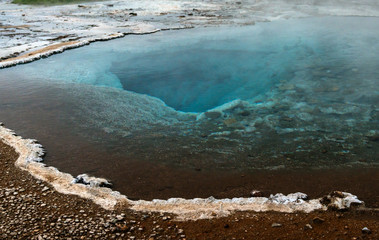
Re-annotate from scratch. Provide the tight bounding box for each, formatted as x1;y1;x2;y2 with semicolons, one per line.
1;140;378;240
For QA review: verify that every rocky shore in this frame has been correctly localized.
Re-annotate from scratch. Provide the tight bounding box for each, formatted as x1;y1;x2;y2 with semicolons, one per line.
1;140;378;239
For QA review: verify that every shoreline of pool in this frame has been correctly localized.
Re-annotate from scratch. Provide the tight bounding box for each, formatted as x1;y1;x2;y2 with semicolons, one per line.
2;123;375;220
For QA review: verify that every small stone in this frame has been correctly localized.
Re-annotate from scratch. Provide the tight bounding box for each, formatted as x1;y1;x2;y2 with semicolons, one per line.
223;118;237;126
304;224;312;230
279;83;295;91
250;190;262;197
271;223;282;228
362;227;371;234
204;111;221;119
367;135;379;142
312;217;325;224
330;191;344;198
41;187;49;192
116;215;124;221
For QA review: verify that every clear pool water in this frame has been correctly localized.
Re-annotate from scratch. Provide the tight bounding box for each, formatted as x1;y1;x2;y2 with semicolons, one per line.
0;16;378;200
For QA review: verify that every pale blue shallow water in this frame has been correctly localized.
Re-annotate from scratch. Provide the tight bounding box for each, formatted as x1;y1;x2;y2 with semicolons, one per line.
0;16;378;199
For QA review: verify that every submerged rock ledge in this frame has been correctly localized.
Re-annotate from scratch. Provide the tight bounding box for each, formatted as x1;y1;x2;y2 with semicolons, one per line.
0;123;365;220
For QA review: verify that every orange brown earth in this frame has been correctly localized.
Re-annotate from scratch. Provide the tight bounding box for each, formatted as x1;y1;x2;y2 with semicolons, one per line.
1;140;378;239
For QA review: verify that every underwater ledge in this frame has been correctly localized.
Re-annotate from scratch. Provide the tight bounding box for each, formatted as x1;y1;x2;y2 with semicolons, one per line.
0;123;367;220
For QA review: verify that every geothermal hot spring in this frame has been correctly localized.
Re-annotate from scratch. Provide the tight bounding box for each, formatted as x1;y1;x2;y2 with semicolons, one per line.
0;17;378;203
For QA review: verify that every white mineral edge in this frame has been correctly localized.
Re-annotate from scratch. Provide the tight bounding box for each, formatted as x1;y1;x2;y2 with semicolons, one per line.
0;124;364;220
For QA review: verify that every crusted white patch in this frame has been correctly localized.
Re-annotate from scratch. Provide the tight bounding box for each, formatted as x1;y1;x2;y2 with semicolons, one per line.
131;194;324;220
72;174;112;188
0;124;365;220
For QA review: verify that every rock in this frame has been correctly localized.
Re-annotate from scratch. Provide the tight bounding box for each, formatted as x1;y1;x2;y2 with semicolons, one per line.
250;190;263;197
304;224;312;230
330;191;344;198
204;111;222;119
271;223;282;228
279;83;295;91
116;215;124;221
312;217;325;224
367;135;379;142
362;227;371;234
223;118;237;126
239;110;250;116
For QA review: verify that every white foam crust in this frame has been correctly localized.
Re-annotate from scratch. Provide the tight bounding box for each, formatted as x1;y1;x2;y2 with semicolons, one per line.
0;124;364;220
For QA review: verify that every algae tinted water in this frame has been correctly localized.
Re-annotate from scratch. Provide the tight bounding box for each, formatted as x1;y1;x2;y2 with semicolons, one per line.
0;17;378;200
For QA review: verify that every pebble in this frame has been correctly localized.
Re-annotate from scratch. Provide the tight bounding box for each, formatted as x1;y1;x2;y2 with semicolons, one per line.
312;217;325;224
204;111;222;119
271;223;282;228
250;190;263;197
304;224;312;230
362;227;371;234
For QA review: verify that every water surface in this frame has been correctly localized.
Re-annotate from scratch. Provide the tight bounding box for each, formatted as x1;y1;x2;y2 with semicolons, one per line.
0;16;378;202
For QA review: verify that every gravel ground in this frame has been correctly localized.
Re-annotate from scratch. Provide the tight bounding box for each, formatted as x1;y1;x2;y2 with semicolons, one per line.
1;140;378;239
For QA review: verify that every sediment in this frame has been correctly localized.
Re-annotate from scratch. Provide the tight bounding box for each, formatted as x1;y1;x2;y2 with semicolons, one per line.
0;123;371;221
1;137;378;239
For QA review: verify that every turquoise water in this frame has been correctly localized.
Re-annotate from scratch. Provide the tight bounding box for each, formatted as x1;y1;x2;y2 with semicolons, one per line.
0;16;378;199
2;18;333;112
